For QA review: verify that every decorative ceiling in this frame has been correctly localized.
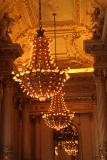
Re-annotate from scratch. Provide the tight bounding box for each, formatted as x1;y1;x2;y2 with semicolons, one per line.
0;0;107;72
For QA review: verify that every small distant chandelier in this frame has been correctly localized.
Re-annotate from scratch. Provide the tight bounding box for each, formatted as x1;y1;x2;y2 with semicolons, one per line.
42;91;74;130
12;0;69;101
62;140;79;156
55;146;59;156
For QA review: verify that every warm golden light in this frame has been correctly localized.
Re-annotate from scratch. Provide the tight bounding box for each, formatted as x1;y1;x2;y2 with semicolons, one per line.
67;67;94;73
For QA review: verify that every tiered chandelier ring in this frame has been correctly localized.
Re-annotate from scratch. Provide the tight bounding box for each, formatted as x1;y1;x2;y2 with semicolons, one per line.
43;91;74;130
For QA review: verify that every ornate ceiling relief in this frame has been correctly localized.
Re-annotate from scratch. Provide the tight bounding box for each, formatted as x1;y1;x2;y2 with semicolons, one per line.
74;0;80;25
0;0;106;72
14;24;94;71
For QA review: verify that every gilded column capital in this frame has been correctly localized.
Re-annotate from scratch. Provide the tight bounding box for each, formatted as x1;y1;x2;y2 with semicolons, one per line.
0;145;14;160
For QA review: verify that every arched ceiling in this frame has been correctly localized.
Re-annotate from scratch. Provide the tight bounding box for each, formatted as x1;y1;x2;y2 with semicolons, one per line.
0;0;107;72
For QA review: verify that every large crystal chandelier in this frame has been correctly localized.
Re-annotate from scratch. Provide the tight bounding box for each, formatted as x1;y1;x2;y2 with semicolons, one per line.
42;91;74;130
12;0;69;101
62;140;78;156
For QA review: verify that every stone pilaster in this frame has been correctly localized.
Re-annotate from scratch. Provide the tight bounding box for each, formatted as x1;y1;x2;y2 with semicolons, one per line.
0;81;3;148
1;76;14;160
0;81;3;103
51;129;55;160
14;99;20;160
35;116;41;160
0;40;23;160
94;69;107;159
22;99;31;160
30;116;35;160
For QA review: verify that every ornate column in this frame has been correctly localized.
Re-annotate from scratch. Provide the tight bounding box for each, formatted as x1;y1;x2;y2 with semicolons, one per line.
94;69;107;159
35;116;41;160
83;10;107;157
0;33;23;160
1;76;14;160
22;99;31;160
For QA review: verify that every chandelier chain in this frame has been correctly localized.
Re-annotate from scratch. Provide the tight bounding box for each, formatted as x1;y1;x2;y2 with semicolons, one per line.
53;13;57;65
39;0;42;28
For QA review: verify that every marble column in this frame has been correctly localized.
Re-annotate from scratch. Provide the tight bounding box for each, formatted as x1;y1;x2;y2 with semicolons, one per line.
22;99;31;160
35;116;41;160
95;70;107;159
1;77;14;160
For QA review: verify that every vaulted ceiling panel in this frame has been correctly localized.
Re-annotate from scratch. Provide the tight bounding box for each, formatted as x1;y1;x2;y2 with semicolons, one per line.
0;0;107;71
